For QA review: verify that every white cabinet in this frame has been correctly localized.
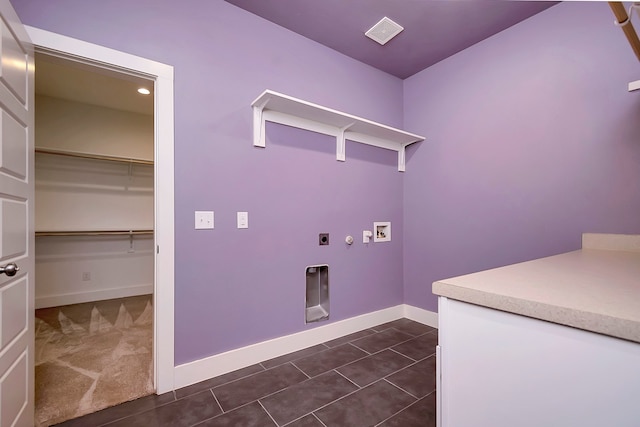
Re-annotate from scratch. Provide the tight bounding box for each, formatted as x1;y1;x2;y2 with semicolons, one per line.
434;238;640;427
436;297;640;427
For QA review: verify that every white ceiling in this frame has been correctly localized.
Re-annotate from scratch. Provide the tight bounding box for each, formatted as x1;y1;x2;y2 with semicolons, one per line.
35;53;154;116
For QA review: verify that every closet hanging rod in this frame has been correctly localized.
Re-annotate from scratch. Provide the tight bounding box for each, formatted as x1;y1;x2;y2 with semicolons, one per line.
35;230;154;237
35;147;154;166
609;2;640;62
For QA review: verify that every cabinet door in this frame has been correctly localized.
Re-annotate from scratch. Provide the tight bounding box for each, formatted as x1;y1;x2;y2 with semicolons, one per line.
438;297;640;427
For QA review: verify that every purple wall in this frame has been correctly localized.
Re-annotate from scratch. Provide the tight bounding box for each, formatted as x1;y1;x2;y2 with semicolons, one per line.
403;2;640;312
13;0;405;364
15;0;640;366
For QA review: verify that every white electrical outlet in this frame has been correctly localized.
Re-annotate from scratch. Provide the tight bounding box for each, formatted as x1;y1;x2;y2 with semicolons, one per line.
195;211;214;229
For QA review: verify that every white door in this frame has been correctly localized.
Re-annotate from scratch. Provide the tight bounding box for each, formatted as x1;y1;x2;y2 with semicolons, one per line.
0;0;34;426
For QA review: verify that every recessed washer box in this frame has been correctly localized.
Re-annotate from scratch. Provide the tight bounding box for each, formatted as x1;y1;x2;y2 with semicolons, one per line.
305;265;329;323
374;222;391;242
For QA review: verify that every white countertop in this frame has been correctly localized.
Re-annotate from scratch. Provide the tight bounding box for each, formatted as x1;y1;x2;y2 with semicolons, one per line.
432;235;640;343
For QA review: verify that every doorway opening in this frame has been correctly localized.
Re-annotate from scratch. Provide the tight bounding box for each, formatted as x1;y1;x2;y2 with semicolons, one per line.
33;52;155;426
27;26;175;425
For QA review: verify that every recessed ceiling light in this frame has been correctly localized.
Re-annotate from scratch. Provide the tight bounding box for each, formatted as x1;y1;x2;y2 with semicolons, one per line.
137;88;151;95
365;17;404;45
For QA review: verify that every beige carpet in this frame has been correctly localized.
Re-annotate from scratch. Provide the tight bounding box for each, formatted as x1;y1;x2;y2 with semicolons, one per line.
35;295;154;426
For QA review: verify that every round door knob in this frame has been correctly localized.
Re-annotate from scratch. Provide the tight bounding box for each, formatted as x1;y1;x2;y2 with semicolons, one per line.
0;263;19;277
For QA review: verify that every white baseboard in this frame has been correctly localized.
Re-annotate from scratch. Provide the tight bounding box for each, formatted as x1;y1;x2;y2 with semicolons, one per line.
173;304;438;390
35;284;153;309
403;304;439;328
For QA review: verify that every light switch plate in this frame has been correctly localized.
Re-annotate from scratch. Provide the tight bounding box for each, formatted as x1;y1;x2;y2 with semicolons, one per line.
237;211;248;229
195;211;214;229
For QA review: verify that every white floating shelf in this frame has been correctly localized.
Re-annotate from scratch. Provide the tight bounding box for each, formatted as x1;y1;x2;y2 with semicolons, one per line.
251;90;425;172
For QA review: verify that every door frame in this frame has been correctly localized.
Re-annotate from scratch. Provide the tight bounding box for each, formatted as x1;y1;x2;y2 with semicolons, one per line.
26;26;175;393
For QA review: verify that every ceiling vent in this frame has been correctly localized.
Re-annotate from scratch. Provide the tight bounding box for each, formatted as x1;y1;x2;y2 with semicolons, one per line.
365;16;404;45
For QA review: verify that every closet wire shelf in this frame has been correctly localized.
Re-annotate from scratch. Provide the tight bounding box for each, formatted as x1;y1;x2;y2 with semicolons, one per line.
35;230;154;237
35;147;154;165
35;148;154;238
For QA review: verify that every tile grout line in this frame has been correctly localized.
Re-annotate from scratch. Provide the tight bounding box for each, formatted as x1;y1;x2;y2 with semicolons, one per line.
383;377;420;400
396;353;435;372
312;413;329;427
295;337;424;381
388;346;419;362
414;351;437;362
323;330;376;348
333;369;362;389
195;395;280;426
209;389;224;414
404;328;437;338
283;377;395;422
257;400;280;427
330;348;429;394
261;343;332;370
290;361;312;379
219;362;320;415
255;362;359;413
350;327;422;355
377;359;423;384
280;412;311;427
178;363;269;399
261;342;371;378
281;411;328;427
289;342;374;378
206;362;297;400
257;354;408;423
388;327;426;344
278;326;427;380
346;341;371;355
267;353;418;427
374;390;437;427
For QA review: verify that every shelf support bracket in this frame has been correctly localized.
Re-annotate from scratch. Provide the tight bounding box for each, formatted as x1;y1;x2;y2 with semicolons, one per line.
337;123;354;162
252;99;270;148
398;144;408;173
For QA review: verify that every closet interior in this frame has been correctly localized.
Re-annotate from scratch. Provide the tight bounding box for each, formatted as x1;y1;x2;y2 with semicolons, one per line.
33;53;156;426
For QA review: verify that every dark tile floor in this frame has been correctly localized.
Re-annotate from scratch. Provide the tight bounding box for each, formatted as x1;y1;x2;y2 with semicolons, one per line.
55;318;437;427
